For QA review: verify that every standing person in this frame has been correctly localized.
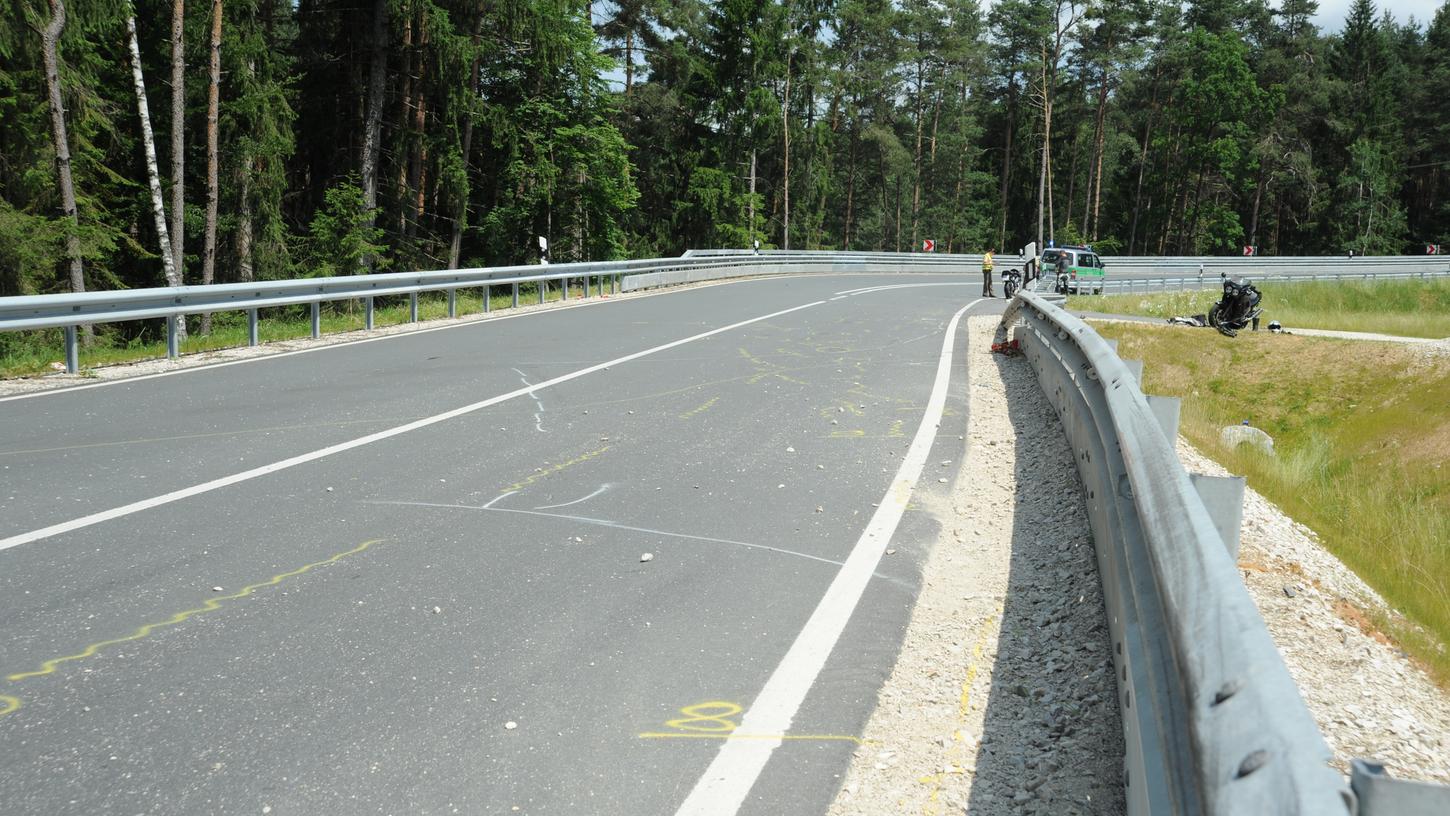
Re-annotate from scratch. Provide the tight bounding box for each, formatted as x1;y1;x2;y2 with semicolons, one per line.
1055;251;1069;293
982;247;995;297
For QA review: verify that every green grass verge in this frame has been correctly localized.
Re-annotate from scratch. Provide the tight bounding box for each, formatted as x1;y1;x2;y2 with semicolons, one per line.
1093;322;1450;687
1068;278;1450;338
0;280;603;378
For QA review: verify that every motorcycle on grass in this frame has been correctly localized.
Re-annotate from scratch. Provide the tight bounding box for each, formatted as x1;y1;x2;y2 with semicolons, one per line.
1207;274;1263;337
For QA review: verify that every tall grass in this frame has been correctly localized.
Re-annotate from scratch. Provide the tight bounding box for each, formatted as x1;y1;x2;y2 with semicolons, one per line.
1099;323;1450;687
1071;278;1450;338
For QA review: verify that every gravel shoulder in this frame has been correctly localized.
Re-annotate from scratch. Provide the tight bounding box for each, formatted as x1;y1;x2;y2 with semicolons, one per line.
828;315;1124;815
1178;441;1450;784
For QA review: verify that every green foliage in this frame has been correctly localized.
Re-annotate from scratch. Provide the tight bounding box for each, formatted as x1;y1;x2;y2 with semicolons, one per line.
305;180;388;276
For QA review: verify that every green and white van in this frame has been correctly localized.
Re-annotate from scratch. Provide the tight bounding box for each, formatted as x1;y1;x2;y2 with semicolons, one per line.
1041;245;1106;295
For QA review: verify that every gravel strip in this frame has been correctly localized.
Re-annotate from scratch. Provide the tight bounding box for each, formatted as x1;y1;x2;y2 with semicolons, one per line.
828;315;1124;815
1178;441;1450;783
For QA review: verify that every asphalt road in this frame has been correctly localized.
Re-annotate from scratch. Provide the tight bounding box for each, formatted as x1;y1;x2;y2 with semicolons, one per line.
0;275;1005;815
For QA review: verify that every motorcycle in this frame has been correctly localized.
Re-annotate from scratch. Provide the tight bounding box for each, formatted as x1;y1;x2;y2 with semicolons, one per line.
1207;274;1263;337
1002;268;1022;299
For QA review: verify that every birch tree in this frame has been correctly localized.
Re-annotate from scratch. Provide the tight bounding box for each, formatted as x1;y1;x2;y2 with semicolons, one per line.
126;9;184;341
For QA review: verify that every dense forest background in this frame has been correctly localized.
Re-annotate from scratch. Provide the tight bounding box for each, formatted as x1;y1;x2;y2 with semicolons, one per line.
2;0;1449;304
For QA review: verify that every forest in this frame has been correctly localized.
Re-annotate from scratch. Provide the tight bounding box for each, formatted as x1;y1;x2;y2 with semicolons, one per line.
2;0;1448;307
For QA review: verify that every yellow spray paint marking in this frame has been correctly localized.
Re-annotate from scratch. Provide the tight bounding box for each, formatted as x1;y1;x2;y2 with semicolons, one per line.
503;445;610;493
2;539;384;691
828;429;867;439
739;348;810;386
0;695;19;716
638;701;867;744
678;396;720;421
920;613;998;815
888;419;906;438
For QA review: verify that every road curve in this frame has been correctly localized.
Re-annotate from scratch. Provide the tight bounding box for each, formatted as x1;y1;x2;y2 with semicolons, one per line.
0;274;1004;815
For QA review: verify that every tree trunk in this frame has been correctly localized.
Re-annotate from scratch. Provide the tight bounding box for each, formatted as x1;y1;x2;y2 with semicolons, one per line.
624;28;633;95
997;79;1015;249
359;0;388;273
1089;58;1111;240
910;58;925;251
170;0;185;281
42;0;87;321
1247;159;1267;248
396;13;414;236
782;49;791;250
237;162;253;281
127;12;184;340
200;0;221;333
449;9;485;269
1036;54;1049;252
843;131;856;248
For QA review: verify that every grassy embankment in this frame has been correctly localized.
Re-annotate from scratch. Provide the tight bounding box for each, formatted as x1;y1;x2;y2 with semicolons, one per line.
1084;283;1449;686
1069;277;1450;339
0;282;591;378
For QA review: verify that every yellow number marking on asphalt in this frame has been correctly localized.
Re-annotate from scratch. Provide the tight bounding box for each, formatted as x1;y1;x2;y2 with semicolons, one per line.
503;445;611;493
638;701;867;744
0;539;385;716
678;396;720;420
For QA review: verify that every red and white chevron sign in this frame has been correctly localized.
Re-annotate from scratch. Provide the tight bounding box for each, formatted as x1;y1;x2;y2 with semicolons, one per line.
1242;245;1257;256
1428;244;1442;255
922;239;935;252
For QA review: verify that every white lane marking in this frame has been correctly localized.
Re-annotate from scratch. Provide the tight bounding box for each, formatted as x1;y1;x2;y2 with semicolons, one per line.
533;484;610;510
835;282;975;297
673;298;981;816
0;301;826;554
365;499;913;588
512;367;548;433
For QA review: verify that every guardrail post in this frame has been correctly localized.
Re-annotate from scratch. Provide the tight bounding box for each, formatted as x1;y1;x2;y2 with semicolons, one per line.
483;284;491;313
612;273;618;295
311;302;321;339
447;288;457;318
563;276;569;300
166;315;180;359
63;326;79;373
409;292;419;322
1188;474;1247;560
512;282;519;308
247;308;259;346
539;279;546;305
365;296;375;330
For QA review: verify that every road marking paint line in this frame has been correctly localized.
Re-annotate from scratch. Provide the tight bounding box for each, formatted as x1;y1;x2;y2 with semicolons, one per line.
534;484;610;510
0;695;18;716
639;733;865;743
673;299;981;816
678;396;720;420
1;539;383;711
512;367;548;433
503;446;610;493
0;301;826;554
363;500;918;586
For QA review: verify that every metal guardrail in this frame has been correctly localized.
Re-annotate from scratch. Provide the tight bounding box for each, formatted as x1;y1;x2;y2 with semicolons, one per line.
1097;270;1450;295
1000;290;1450;815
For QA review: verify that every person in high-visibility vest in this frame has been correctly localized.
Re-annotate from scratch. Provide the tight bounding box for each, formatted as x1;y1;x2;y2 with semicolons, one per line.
982;248;995;297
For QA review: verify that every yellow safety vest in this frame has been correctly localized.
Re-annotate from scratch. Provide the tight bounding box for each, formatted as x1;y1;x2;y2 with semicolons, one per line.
983;252;994;271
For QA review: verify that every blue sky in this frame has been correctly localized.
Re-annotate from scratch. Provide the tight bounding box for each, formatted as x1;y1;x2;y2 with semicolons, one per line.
1313;0;1445;31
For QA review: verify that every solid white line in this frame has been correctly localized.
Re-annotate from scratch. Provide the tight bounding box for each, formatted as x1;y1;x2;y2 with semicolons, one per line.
533;484;610;510
0;300;826;554
672;298;981;816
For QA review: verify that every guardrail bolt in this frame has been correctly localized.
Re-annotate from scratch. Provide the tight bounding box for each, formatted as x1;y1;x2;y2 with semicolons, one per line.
1235;750;1269;779
1212;680;1240;706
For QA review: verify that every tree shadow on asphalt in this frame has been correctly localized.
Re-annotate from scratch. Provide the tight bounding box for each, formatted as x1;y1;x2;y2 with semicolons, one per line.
961;329;1126;815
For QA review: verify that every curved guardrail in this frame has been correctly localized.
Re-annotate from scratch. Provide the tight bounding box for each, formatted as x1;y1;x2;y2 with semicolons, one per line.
1001;290;1449;815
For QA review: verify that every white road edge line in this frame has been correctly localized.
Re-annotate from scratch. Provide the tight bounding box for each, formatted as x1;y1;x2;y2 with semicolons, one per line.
673;298;981;816
0;300;826;554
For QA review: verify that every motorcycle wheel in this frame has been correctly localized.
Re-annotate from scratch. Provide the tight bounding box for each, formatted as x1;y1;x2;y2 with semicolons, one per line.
1004;282;1017;298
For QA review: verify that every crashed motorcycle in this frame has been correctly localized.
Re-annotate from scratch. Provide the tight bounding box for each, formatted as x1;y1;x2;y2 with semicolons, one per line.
1002;268;1022;299
1207;274;1263;337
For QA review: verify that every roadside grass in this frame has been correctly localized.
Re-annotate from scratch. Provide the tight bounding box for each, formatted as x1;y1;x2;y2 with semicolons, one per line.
1094;322;1450;687
0;281;596;378
1069;278;1450;338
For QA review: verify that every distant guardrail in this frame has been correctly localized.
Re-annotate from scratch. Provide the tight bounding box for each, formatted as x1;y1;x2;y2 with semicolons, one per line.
1000;290;1450;815
4;250;1442;374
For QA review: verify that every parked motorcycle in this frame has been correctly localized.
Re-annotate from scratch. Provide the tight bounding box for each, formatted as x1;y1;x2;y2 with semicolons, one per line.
1002;268;1022;299
1207;274;1263;337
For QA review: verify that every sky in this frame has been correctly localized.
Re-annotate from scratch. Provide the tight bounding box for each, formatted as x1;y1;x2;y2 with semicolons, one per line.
1311;0;1445;31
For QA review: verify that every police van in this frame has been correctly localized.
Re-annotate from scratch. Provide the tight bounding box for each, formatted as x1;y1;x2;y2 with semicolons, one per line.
1042;245;1106;295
